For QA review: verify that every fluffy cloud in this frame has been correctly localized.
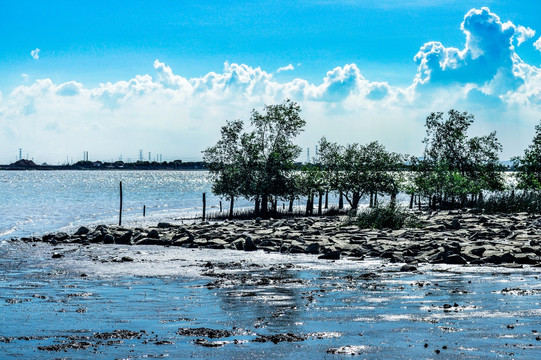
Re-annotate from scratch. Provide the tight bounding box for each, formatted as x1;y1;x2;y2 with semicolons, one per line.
30;48;40;60
414;7;541;106
1;7;540;164
516;25;535;46
414;8;516;89
56;81;83;96
535;37;541;52
276;64;294;73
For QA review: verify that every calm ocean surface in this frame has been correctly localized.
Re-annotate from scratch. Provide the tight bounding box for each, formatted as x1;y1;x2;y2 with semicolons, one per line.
0;170;255;240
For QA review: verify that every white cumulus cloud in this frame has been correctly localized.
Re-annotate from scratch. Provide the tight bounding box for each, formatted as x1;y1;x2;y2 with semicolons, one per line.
30;48;40;60
1;7;540;164
516;25;535;46
535;37;541;52
276;64;294;73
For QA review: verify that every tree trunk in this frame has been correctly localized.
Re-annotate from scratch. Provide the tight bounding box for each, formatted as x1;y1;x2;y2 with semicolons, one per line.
418;195;421;210
409;193;414;209
305;192;311;216
310;192;314;215
288;199;294;213
338;192;344;209
369;192;373;208
318;191;323;215
229;197;234;220
261;194;268;218
325;191;328;209
255;196;260;215
374;191;378;207
391;190;397;208
351;192;360;213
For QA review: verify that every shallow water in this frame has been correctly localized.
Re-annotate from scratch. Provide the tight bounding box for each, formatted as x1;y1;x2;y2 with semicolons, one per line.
1;242;541;359
0;170;257;240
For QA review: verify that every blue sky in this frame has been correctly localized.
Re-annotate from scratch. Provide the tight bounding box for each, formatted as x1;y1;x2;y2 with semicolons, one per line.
1;1;541;163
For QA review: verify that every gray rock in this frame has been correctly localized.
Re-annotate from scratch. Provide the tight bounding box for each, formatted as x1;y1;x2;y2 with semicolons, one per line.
443;254;468;265
103;234;115;244
400;264;417;272
74;226;90;236
54;232;69;241
147;229;160;239
115;231;133;245
305;243;320;254
514;254;539;265
244;236;257;251
318;250;341;260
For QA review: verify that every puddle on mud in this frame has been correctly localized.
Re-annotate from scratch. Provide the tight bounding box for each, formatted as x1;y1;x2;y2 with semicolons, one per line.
1;242;541;359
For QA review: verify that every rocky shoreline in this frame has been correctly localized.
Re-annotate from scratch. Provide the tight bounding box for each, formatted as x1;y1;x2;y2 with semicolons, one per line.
13;210;541;267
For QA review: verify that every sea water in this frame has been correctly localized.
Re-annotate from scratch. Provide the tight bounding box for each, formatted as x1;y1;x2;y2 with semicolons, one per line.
0;170;252;240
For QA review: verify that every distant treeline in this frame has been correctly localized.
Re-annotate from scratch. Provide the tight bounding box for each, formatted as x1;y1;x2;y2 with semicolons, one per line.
0;159;207;170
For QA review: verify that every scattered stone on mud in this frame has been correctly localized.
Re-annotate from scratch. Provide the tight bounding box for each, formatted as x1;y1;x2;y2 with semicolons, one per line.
154;340;174;345
17;211;541;267
193;338;228;347
253;333;306;344
93;329;141;340
326;345;368;355
501;287;541;296
177;327;233;339
400;264;417;272
38;341;93;351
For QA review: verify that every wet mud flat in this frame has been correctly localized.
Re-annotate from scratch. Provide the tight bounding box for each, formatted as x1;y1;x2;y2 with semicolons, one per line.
2;242;541;359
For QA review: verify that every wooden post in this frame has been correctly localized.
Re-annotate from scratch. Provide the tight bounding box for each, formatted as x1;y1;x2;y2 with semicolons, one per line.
229;197;234;220
202;193;206;221
119;181;123;226
143;205;146;217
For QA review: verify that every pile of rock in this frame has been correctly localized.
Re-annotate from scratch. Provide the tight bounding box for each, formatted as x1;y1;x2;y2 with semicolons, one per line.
16;210;541;266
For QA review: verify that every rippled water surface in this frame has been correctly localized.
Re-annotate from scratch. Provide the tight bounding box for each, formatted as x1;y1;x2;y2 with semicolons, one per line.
1;243;541;359
0;170;256;240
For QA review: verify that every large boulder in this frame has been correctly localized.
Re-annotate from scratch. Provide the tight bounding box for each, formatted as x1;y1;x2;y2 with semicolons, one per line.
244;236;258;251
305;243;320;254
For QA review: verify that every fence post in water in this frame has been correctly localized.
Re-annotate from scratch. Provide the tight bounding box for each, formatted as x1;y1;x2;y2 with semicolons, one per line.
202;192;206;221
143;205;146;217
119;181;123;226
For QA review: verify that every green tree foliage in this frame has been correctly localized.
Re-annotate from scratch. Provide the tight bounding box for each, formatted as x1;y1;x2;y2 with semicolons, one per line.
415;109;505;208
202;120;245;219
513;120;541;190
203;100;306;218
318;137;405;213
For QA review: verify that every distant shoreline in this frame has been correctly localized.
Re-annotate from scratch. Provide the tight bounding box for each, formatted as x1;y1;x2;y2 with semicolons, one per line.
0;160;207;171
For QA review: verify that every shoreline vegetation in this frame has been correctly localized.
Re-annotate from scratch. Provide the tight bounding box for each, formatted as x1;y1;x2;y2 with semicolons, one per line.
202;101;541;220
7;101;541;268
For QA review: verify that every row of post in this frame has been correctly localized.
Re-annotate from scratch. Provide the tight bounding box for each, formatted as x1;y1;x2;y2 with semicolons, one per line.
117;184;339;225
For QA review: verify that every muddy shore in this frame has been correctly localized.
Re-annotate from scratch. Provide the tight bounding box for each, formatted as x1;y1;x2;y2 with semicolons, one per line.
12;210;541;267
